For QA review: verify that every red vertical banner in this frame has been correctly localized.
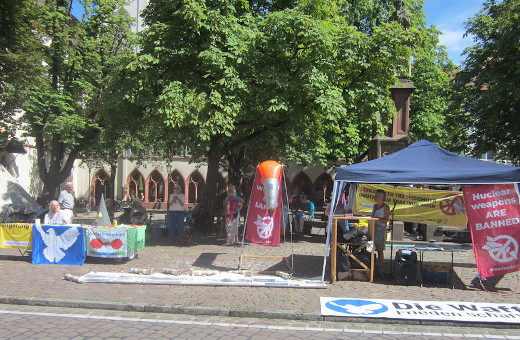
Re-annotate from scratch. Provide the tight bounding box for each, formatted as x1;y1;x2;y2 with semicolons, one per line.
463;184;520;279
245;168;282;246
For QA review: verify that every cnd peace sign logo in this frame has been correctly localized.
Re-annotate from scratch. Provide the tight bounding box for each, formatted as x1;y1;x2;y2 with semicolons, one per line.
439;195;466;216
253;215;274;239
482;235;519;263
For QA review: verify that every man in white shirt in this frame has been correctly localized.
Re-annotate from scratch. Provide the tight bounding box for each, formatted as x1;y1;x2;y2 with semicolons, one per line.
58;182;75;223
44;200;71;224
167;184;185;242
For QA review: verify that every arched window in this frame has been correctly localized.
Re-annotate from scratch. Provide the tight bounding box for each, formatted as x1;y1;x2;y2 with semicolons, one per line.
127;169;145;201
147;170;165;204
187;170;205;204
167;170;185;200
314;173;333;206
93;169;111;206
291;172;312;198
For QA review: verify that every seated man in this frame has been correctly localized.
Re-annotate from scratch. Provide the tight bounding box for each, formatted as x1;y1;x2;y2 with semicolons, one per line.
130;198;148;225
292;195;314;235
44;200;71;224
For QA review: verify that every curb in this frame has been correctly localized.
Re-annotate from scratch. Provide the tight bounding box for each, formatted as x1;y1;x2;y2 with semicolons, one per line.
1;296;519;329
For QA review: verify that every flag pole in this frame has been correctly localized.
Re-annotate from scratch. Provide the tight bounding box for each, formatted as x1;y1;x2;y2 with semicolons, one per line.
238;165;259;262
282;165;293;271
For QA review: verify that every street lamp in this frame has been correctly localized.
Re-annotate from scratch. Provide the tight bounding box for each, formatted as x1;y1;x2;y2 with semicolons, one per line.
86;159;94;213
166;162;172;179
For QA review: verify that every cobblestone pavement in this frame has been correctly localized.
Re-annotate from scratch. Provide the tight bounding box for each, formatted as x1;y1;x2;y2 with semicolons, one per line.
1;211;519;325
1;304;519;339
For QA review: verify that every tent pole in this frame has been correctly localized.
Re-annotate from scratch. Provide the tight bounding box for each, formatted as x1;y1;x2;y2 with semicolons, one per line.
321;181;344;281
389;200;397;278
282;166;293;271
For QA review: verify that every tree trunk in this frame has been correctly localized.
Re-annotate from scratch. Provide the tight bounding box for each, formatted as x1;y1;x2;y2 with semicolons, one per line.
198;134;224;233
225;147;246;191
37;134;79;203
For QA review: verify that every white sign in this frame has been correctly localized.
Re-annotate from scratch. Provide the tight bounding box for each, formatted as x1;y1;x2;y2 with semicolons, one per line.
320;297;520;323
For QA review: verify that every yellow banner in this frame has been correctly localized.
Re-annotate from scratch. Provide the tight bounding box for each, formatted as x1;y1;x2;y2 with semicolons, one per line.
354;184;467;227
0;223;32;249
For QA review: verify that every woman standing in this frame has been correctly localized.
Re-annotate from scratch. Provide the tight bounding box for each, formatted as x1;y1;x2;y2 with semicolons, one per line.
168;185;185;243
223;186;243;246
371;189;390;271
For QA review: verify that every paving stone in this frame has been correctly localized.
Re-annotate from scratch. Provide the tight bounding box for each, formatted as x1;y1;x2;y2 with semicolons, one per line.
1;223;519;331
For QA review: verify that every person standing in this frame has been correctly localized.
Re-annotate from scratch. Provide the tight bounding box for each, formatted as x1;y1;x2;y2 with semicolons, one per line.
167;184;185;243
293;195;314;236
371;189;390;271
223;186;243;246
58;182;75;223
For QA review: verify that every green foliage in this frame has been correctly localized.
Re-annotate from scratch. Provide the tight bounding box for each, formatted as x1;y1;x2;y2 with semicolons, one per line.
459;0;520;163
133;0;418;171
409;26;467;153
0;0;44;140
2;0;136;198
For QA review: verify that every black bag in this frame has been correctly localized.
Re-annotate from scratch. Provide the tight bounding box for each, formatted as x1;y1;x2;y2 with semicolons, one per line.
337;248;351;272
349;249;371;269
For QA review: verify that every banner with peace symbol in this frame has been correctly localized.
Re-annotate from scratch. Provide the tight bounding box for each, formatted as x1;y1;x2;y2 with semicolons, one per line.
244;167;283;246
353;184;467;227
463;183;520;279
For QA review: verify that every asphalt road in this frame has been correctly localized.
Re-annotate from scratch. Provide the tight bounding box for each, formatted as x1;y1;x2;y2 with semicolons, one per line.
0;304;518;339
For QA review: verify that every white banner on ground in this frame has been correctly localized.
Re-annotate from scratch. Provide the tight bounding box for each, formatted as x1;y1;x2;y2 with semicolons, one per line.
320;297;520;323
77;272;327;288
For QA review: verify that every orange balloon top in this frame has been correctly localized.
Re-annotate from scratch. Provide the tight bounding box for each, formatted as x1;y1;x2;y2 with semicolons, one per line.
258;160;282;181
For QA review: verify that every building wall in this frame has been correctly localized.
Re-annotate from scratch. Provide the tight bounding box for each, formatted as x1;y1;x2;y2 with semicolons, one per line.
125;0;148;34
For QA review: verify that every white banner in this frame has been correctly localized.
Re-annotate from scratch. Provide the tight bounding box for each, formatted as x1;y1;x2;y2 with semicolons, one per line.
321;297;520;323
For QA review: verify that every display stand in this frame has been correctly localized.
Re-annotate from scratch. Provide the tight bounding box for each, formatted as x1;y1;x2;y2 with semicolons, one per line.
238;163;293;274
330;216;379;283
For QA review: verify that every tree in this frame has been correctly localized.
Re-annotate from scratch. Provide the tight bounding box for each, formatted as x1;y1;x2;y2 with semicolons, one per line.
132;0;416;223
459;0;520;163
408;26;467;153
0;0;43;143
9;0;136;201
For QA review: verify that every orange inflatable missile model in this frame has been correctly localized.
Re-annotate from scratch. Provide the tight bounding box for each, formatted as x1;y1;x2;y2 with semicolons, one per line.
258;160;282;217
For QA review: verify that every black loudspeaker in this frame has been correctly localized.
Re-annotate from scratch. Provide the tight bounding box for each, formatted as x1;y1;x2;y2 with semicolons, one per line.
394;250;418;285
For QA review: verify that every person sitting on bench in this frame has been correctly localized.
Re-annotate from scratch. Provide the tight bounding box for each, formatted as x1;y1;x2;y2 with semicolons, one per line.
292;195;314;236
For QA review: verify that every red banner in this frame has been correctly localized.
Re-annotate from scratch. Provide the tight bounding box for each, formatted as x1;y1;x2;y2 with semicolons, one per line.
245;168;282;246
463;184;520;279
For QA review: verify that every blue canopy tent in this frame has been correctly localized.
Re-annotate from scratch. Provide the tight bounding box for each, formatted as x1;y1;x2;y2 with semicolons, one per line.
321;140;520;280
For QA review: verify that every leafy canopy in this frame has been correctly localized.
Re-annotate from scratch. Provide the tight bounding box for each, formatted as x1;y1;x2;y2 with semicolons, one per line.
459;0;520;163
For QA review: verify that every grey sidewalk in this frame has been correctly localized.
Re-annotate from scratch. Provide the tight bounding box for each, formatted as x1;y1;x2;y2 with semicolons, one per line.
1;212;519;327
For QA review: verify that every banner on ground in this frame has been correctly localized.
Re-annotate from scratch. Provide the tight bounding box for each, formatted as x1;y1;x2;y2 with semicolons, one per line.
320;297;520;323
86;227;127;258
353;184;467;227
32;225;85;265
0;223;32;248
463;184;520;278
245;168;282;246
